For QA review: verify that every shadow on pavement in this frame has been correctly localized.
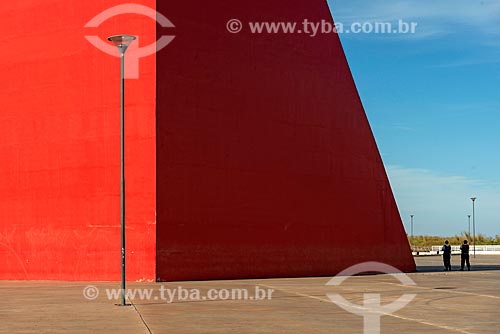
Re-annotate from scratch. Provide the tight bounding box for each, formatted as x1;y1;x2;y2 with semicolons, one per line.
416;264;500;272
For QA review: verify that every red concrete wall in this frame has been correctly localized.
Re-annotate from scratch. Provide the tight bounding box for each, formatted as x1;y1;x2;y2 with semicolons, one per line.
156;1;415;281
0;0;414;282
0;1;156;281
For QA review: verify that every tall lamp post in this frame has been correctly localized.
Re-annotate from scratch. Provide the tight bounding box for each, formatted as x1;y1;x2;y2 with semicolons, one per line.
107;35;137;307
410;215;414;238
470;197;477;259
467;215;471;237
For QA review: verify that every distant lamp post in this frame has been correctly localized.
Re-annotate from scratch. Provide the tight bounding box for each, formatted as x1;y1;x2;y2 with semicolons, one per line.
470;197;477;258
467;215;471;237
107;34;137;307
410;215;414;238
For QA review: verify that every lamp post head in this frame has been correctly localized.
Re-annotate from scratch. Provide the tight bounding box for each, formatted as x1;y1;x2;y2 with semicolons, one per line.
107;35;137;54
470;197;477;202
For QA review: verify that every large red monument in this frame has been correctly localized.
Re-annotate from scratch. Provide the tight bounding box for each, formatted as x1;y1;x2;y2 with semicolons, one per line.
0;0;415;282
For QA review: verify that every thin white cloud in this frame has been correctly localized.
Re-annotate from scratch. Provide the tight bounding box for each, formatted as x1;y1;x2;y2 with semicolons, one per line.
392;124;415;132
329;0;500;39
386;165;500;237
431;57;500;68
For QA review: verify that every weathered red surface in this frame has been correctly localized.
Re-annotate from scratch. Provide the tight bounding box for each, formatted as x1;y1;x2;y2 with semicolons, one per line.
156;0;415;281
0;0;414;282
0;0;156;281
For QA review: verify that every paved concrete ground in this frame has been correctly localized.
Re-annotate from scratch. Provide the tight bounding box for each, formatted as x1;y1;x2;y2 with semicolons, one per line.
1;255;499;334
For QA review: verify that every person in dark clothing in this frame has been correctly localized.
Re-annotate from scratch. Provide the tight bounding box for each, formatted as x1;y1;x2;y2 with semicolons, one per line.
442;240;452;271
460;240;471;271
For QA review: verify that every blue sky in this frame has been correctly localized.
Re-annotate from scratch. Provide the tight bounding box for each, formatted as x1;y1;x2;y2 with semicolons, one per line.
327;0;500;237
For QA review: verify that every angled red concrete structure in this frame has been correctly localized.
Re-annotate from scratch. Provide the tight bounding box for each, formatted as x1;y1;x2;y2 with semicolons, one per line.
155;0;415;281
0;0;414;281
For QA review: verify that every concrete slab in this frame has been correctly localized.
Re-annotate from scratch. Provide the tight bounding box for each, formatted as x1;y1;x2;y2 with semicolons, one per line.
1;255;499;333
0;281;149;333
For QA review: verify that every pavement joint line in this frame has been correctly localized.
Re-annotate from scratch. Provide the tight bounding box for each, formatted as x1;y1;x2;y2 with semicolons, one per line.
129;299;153;334
257;283;478;334
382;282;500;300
